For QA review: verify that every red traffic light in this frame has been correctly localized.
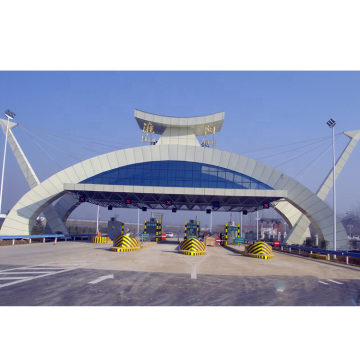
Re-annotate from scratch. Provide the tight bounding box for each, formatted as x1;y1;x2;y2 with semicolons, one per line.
125;198;132;204
263;203;270;209
166;200;172;206
79;196;86;203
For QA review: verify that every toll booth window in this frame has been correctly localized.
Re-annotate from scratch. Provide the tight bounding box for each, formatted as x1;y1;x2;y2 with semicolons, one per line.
80;161;273;190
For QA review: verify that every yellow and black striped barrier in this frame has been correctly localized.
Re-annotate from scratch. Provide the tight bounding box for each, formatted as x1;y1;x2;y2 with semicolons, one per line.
111;235;140;252
91;236;110;244
179;238;206;256
244;241;274;259
309;253;328;260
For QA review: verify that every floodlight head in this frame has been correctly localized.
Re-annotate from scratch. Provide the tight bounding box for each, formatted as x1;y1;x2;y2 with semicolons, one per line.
327;118;336;128
4;110;16;120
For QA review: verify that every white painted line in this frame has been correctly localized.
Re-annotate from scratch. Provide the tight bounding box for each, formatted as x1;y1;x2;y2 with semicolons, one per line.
0;277;29;280
26;267;68;270
0;268;74;289
88;274;114;284
191;267;197;280
328;279;343;285
319;281;329;285
0;266;37;273
0;271;59;274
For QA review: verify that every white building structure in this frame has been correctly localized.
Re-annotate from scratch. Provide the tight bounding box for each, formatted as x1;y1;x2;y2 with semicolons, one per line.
0;109;359;250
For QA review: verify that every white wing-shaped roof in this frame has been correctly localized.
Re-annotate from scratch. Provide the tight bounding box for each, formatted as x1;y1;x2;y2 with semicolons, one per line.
134;109;225;136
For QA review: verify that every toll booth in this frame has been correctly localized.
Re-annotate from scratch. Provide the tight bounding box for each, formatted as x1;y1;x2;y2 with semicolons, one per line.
145;218;162;241
224;221;241;245
107;218;125;240
184;220;200;240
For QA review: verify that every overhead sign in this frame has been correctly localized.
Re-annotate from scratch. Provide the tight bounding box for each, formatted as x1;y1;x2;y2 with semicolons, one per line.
234;237;245;244
146;222;157;227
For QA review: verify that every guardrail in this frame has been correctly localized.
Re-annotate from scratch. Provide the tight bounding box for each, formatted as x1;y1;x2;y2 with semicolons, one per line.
0;233;101;245
268;242;360;265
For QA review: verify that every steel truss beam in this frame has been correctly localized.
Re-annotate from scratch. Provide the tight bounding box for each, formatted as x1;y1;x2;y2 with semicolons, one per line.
67;190;282;213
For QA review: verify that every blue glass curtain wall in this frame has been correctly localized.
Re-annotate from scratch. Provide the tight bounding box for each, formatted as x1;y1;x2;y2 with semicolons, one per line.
80;161;273;190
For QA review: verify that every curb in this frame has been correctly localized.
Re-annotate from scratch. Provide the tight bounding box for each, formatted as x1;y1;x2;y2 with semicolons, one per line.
179;250;206;256
140;243;157;249
243;253;274;259
222;244;245;255
110;247;140;252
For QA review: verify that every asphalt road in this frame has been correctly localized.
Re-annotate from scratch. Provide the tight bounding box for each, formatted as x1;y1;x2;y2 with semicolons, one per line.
0;241;359;306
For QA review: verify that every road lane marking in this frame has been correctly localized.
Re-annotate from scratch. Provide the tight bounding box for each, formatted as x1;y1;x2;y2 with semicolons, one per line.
319;281;329;285
25;267;68;270
328;279;343;285
0;268;74;289
191;267;197;280
0;271;59;275
0;277;29;280
88;274;114;284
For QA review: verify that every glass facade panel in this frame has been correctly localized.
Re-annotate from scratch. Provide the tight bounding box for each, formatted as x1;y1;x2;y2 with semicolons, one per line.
80;161;273;190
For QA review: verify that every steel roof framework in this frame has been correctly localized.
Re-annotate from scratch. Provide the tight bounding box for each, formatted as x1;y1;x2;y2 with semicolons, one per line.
67;190;283;213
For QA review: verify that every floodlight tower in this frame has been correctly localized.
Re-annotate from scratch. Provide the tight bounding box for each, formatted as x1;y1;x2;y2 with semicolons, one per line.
0;110;16;215
327;118;337;254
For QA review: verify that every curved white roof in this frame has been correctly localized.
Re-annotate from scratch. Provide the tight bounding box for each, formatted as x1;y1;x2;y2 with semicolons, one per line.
134;109;225;136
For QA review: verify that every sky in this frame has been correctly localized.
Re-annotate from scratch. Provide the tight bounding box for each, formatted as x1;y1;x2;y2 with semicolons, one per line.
0;71;359;227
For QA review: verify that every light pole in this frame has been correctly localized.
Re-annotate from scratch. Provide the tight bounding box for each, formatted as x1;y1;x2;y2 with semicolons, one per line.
137;208;140;234
240;211;243;238
96;202;101;235
327;118;337;254
255;210;260;241
0;110;16;215
283;222;287;239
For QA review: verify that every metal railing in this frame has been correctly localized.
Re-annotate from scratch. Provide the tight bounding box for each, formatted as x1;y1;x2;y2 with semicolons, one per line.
0;233;100;245
268;242;360;264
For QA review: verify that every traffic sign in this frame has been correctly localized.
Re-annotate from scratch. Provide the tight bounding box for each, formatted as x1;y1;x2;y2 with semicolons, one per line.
216;237;221;244
234;237;245;244
274;240;280;246
140;233;150;239
161;233;167;239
